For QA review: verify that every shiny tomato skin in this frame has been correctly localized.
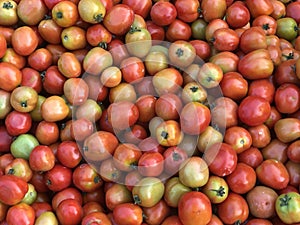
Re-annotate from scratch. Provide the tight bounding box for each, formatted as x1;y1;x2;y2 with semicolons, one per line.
44;164;72;192
6;203;35;225
113;203;143;225
122;0;152;18
11;26;38;56
256;159;290;190
5;110;32;136
150;1;177;26
103;4;134;36
274;83;300;114
178;191;212;225
225;1;250;29
56;199;83;225
82;212;112;225
248;78;275;104
0;174;28;205
51;187;83;211
0;62;22;92
203;142;238;177
217;192;249;225
238;95;271;127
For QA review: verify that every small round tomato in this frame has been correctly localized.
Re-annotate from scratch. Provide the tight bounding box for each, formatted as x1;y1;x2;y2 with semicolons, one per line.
56;199;83;225
238;95;271;127
105;183;132;211
166;19;192;42
150;1;177;26
138;151;164;177
178;191;212;225
61;26;87;51
226;162;256;194
202;175;228;204
5;158;33;182
103;4;134;36
112;203;143;225
120;56;145;83
248;78;275;104
217;192;249;225
52;187;83;211
78;0;106;24
29;145;56;172
10;86;38;113
225;1;250;29
52;1;78;27
275;192;300;224
0;0;18;26
156;120;184;147
256;159;290;190
5;110;32;136
0;62;22;92
6;203;35;225
57;141;82;168
44;163;73;192
86;24;112;48
274;83;300;114
41;95;70;122
203;142;238;177
11;26;38;56
168;40;196;69
224;126;252;154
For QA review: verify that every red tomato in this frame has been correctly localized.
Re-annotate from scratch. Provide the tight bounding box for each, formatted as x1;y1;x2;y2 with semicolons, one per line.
138;151;164;177
225;1;250;29
6;203;35;225
220;72;248;101
51;187;83;211
178;191;212;225
122;0;152;18
35;121;59;145
203;142;238;177
274;83;300;114
150;1;177;26
248;78;275;103
0;62;22;92
238;96;271;127
175;0;200;23
113;203;143;225
44;164;73;192
245;0;274;18
29;145;56;172
56;141;82;168
166;19;192;42
5;110;32;136
11;26;38;56
56;199;83;225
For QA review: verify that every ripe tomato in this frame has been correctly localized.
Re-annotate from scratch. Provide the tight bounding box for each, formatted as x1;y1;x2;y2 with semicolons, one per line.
166;19;192;42
122;0;152;19
10;86;38;113
239;26;267;53
143;200;171;225
41;95;70;122
256;159;290;190
156;120;184;147
56;199;83;225
29;145;55;172
6;203;35;225
120;56;145;83
138;151;164;177
0;62;22;92
113;203;143;225
82;212;112;225
52;1;78;27
44;163;72;192
163;146;188;175
78;0;106;24
201;175;229;204
11;26;38;56
178;191;212;225
103;4;134;36
245;0;274;18
0;174;28;205
274;83;300;114
203;142;238;177
150;1;177;26
225;1;250;29
224;126;252;154
5;110;32;136
61;26;87;51
238;95;271;127
51;187;83;211
217;192;249;224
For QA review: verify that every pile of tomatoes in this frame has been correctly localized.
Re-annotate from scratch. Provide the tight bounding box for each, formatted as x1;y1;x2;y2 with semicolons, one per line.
1;0;300;224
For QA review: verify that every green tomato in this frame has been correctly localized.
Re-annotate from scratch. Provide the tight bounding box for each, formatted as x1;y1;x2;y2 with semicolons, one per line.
276;18;298;41
132;177;165;208
191;18;208;40
21;183;37;205
275;192;300;224
164;177;191;207
10;134;39;159
35;211;58;225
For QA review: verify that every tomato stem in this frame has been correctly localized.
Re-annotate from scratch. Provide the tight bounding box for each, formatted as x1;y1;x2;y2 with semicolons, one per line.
56;12;63;19
190;86;199;93
98;41;107;50
7;168;14;175
282;52;294;60
2;1;13;9
133;194;142;205
94;175;101;184
279;194;292;207
234;220;242;225
210;186;226;197
129;26;141;34
262;23;270;31
20;101;27;108
93;14;103;23
161;131;169;139
172;151;182;161
175;48;184;57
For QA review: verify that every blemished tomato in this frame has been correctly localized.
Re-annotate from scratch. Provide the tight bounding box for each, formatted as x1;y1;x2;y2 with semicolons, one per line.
178;191;212;225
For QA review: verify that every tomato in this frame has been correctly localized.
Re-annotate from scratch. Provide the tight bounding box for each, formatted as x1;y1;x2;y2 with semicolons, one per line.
162;215;183;225
56;199;83;225
146;20;165;42
201;0;227;22
1;48;26;70
155;120;183;147
11;26;38;56
29;145;55;172
239;26;267;53
166;19;192;42
168;40;196;69
112;203;143;225
44;164;72;192
175;0;200;23
287;140;300;163
107;39;129;66
217;192;249;224
248;78;275;104
52;187;83;211
86;24;112;48
256;159;289;190
83;46;113;75
286;160;300;187
0;0;18;26
6;203;35;225
248;124;271;148
61;26;87;51
154;93;181;121
225;1;250;29
132;177;165;208
83;75;108;102
35;211;58;225
35;120;59;145
152;67;183;96
197;126;223;154
73;163;103;192
178;191;212;225
202;175;229;204
82;212;112;225
52;1;78;27
120;57;145;83
224;126;252;154
0;174;28;205
99;158;123;183
105;183;132;211
261;139;288;163
38;18;62;44
5;158;33;182
275;59;300;85
246;185;278;219
274;118;300;143
17;0;47;26
0;62;22;92
56;141;82;168
238;49;274;80
210;96;238;129
274;83;300;114
245;0;274;18
4;110;31;136
209;51;239;74
238;95;271;127
143;200;171;225
150;1;177;26
41;95;70;122
203;142;238;177
78;0;106;24
103;4;134;36
276;18;298;41
212;28;239;52
275;192;300;224
123;0;151;19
